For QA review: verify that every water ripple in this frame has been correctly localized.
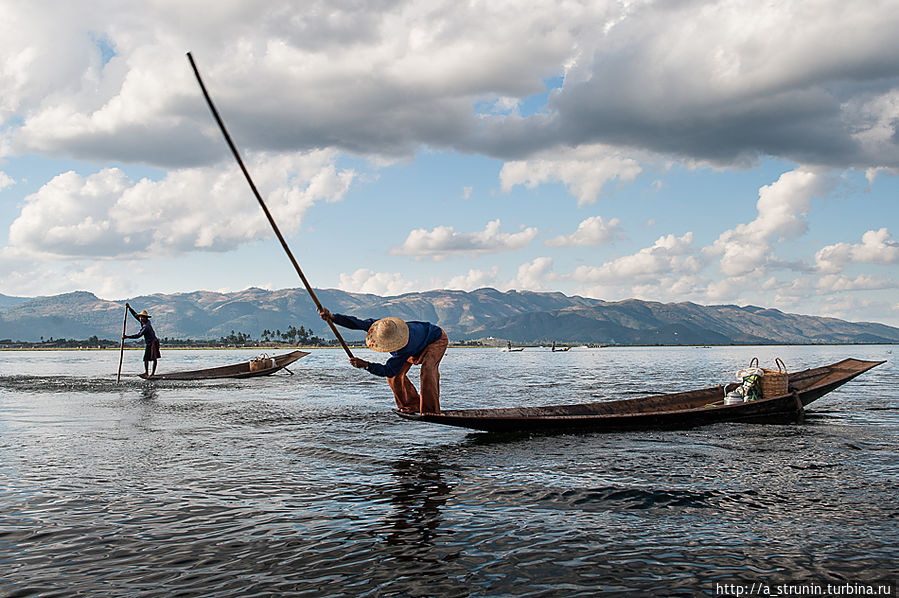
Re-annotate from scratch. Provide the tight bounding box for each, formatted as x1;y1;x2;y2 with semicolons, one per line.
1;346;896;596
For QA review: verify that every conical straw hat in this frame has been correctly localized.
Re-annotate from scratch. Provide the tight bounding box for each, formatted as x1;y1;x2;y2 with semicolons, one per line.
365;317;409;352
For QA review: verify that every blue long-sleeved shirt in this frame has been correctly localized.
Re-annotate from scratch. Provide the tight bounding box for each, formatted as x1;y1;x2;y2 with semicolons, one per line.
129;322;158;346
127;308;158;346
331;313;443;378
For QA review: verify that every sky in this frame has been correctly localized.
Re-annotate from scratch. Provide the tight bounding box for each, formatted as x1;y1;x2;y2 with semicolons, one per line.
1;0;898;326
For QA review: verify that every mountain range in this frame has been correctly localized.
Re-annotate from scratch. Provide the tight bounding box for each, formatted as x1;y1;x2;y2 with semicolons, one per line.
1;288;898;345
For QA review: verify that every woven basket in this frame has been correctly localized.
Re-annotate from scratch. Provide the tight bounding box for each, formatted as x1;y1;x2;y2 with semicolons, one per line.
249;356;275;372
760;358;789;398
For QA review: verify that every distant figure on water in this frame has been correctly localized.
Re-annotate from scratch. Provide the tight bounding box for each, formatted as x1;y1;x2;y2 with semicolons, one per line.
319;308;448;414
122;303;160;377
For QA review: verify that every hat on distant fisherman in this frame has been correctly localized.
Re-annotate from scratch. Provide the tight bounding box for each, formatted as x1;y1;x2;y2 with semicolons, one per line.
136;310;151;318
365;317;409;352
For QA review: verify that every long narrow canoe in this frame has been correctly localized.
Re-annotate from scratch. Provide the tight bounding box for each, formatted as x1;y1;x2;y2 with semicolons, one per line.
398;358;884;432
139;350;308;380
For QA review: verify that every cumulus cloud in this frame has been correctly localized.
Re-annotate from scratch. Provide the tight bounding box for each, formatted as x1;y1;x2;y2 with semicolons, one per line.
815;273;896;293
337;268;419;297
705;168;834;277
392;219;537;259
511;257;555;290
815;228;899;273
811;295;898;323
542;0;899;169
7;150;354;258
4;1;599;165
0;247;135;299
574;272;710;304
0;171;14;190
631;275;708;302
500;144;642;206
573;232;700;285
3;2;896;170
445;267;501;291
545;215;622;247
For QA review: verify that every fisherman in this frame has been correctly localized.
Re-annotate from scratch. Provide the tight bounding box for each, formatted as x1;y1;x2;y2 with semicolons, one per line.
122;302;160;377
319;308;448;414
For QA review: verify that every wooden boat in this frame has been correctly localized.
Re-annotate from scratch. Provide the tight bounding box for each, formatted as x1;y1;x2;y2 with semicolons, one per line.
139;350;308;380
501;347;524;352
397;358;884;432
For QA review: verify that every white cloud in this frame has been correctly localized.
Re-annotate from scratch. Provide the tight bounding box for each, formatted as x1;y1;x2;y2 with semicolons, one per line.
546;215;621;247
500;144;642;206
337;268;419;297
705;168;833;277
511;257;555;290
445;267;501;291
7;150;354;259
815;228;899;273
9;169;128;257
844;90;899;164
812;295;893;323
573;232;700;285
0;247;135;299
865;166;898;184
392;219;537;259
815;273;896;293
3;1;612;165
1;2;898;170
0;171;14;190
630;275;707;302
544;0;899;169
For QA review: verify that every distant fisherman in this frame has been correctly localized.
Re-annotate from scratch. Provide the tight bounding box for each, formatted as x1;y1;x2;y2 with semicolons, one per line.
319;308;448;414
122;303;160;377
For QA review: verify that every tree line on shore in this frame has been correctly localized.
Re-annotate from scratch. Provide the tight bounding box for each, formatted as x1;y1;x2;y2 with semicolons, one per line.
0;325;341;349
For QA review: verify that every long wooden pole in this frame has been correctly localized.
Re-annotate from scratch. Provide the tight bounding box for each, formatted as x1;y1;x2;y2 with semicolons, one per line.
116;305;128;383
186;52;354;358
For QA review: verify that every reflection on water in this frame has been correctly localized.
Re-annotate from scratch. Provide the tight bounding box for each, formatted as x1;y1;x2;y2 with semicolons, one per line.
0;346;895;596
138;383;159;402
382;455;451;549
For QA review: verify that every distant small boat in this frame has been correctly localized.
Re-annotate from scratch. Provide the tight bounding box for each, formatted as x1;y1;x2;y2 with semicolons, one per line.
398;358;883;433
551;346;571;352
501;347;524;352
139;350;308;380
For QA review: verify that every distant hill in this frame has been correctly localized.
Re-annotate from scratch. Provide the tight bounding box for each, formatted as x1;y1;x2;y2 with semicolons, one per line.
1;287;897;345
0;293;30;311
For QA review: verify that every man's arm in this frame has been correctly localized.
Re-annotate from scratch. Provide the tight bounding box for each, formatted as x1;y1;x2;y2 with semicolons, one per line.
320;308;384;372
319;308;377;331
126;303;141;322
349;354;405;378
124;324;147;340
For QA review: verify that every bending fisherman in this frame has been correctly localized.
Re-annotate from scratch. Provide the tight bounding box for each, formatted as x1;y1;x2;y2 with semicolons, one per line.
319;308;448;414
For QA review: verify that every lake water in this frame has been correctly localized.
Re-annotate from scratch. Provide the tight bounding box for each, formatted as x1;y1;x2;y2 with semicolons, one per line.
1;345;896;596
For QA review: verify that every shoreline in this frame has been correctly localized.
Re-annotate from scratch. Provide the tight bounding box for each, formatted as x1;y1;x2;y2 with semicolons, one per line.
2;342;895;351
